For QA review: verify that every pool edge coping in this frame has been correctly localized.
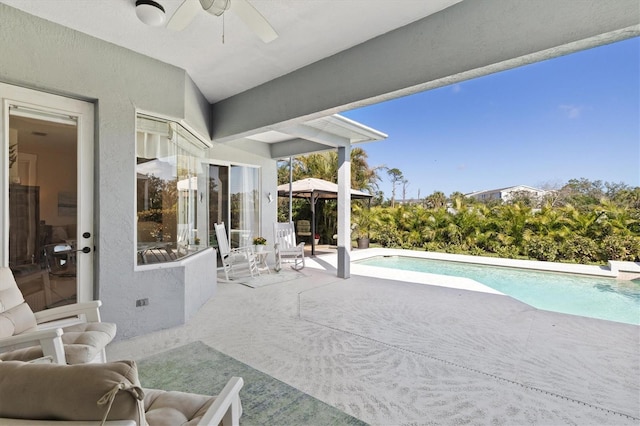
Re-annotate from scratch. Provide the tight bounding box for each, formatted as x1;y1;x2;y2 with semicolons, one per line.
347;248;633;279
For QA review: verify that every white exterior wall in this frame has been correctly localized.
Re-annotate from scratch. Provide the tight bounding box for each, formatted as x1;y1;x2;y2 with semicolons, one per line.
501;186;547;203
0;5;278;339
468;186;547;203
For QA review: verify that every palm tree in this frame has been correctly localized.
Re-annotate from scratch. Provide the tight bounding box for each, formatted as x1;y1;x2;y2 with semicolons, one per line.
387;168;404;207
284;148;379;191
561;204;602;239
277;148;382;241
526;203;572;243
425;191;447;209
350;147;380;192
449;191;468;207
595;199;640;237
493;202;531;248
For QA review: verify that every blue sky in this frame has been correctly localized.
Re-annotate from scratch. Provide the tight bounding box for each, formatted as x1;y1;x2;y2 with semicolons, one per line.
342;37;639;200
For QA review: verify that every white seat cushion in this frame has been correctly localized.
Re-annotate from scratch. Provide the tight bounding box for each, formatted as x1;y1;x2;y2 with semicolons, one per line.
144;389;216;426
0;322;116;364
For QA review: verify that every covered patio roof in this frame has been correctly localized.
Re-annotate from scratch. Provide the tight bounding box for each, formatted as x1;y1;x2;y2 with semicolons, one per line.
2;1;635;145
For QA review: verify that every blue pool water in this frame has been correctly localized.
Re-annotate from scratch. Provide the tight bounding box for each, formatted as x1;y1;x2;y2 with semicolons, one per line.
356;256;640;325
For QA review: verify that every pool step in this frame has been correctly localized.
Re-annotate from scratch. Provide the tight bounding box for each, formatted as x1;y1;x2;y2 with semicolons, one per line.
609;261;640;281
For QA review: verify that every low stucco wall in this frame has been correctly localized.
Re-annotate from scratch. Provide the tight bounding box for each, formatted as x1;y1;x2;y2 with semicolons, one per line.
103;249;218;341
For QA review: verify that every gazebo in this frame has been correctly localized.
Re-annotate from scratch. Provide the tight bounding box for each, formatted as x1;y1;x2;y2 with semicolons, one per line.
277;178;372;255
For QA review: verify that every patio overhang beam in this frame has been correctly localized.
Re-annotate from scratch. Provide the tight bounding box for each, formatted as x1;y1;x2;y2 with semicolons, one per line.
277;123;351;149
304;114;388;144
233;113;387;158
269;138;337;159
211;0;640;143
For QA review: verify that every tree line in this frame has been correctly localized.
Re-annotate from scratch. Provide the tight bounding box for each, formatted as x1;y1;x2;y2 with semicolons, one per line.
278;152;640;264
364;193;639;263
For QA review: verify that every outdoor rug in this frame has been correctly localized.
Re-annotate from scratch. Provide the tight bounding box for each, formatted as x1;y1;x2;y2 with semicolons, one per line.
221;268;307;288
137;341;366;426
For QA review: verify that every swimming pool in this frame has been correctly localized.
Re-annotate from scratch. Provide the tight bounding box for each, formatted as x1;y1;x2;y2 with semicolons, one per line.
356;255;640;325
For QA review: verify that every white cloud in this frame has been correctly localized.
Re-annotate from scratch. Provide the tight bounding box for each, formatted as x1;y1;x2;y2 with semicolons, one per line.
451;84;462;94
559;104;583;119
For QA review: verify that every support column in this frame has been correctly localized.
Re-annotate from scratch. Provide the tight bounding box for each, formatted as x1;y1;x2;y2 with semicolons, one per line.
337;145;351;278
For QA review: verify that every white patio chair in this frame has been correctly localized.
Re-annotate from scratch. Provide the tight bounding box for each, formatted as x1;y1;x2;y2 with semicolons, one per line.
0;266;116;365
273;222;305;271
214;222;259;280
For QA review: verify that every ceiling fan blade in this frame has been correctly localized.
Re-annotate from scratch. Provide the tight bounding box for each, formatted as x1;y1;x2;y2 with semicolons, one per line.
231;0;278;43
167;0;201;31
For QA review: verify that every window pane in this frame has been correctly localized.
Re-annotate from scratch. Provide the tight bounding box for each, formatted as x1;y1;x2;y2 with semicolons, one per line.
8;113;79;312
136;116;208;265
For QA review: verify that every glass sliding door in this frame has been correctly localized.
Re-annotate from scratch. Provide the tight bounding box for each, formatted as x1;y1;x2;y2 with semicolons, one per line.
208;165;228;267
230;165;260;248
208;164;260;266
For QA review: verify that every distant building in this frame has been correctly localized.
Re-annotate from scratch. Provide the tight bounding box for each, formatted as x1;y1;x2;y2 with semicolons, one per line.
465;185;549;204
397;198;422;205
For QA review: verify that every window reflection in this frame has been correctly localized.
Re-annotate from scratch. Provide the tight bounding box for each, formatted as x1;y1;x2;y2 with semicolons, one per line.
135;116;208;265
135;115;261;266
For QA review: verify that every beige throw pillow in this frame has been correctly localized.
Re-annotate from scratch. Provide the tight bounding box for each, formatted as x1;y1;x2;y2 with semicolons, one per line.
0;302;37;337
0;360;145;424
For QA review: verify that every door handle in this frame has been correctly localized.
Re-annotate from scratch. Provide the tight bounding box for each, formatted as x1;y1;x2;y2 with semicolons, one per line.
51;244;91;254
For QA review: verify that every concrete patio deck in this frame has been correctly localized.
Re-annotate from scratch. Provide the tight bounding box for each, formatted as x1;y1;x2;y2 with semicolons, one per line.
108;251;640;425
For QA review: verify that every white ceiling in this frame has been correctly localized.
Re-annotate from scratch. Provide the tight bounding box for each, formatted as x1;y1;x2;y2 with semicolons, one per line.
0;0;461;104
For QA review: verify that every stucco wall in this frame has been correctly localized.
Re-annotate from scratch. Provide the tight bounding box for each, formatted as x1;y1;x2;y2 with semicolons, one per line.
0;5;279;339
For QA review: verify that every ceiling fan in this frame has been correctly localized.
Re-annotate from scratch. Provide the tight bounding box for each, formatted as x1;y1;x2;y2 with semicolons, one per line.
163;0;278;43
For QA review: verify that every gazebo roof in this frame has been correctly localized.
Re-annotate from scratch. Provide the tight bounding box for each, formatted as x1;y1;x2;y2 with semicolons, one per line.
277;178;372;200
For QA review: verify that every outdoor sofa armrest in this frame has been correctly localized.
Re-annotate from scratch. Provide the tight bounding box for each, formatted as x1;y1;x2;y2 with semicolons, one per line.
198;377;244;426
0;327;65;364
0;420;135;425
34;300;102;326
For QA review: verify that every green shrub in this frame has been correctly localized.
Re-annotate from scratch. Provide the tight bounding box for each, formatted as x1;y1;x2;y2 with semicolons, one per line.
485;241;521;258
377;226;402;248
423;241;444;252
524;236;560;261
469;246;487;256
560;235;599;263
442;243;469;254
599;235;640;261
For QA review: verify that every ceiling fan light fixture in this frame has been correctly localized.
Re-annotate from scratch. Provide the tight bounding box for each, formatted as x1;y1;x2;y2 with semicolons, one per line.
135;0;166;27
202;0;230;17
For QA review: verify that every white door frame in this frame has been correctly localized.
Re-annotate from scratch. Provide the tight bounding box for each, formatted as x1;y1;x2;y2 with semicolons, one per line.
0;83;94;302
